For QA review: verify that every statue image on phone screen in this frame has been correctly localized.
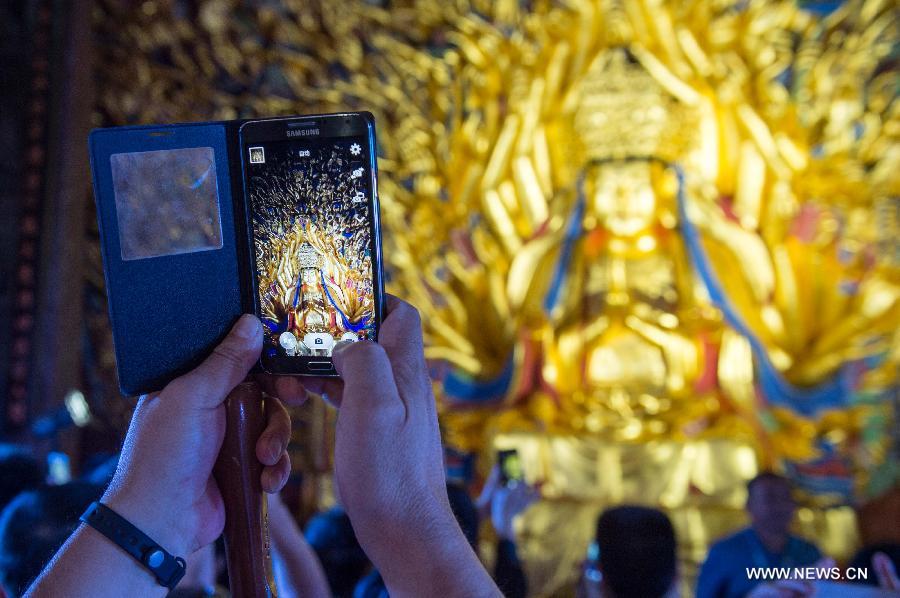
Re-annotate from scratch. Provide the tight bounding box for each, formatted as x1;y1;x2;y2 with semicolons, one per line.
246;131;377;366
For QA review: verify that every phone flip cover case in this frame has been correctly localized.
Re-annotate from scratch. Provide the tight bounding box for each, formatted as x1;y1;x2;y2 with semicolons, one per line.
90;122;248;395
92;114;383;395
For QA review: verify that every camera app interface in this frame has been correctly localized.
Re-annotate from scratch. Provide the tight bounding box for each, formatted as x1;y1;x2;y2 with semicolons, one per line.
246;135;375;359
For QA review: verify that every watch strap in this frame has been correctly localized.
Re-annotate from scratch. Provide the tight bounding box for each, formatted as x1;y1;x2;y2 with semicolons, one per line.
80;501;186;590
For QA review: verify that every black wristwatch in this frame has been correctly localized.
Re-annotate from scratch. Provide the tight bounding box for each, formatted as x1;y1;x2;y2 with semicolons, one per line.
80;501;186;590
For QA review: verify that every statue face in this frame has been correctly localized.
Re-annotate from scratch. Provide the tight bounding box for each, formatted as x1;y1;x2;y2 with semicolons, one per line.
302;268;318;284
590;162;657;237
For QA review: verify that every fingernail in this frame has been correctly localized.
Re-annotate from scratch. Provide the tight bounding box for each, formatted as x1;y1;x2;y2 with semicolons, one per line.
234;314;259;340
268;437;282;463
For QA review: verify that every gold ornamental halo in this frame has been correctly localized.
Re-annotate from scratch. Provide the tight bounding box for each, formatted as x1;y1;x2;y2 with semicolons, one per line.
94;0;899;497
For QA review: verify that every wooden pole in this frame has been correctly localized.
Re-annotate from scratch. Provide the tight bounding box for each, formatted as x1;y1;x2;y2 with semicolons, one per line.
214;381;277;598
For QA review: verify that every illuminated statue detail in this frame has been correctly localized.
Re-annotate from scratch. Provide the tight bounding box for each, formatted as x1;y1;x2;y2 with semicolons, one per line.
295;242;329;333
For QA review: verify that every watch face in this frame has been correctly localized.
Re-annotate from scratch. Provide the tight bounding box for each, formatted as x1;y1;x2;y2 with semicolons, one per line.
244;130;377;366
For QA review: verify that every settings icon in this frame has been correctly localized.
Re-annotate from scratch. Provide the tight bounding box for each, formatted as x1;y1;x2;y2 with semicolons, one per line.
349;143;362;156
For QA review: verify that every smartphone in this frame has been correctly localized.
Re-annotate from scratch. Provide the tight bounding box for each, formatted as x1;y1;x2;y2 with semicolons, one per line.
497;449;524;486
240;113;384;376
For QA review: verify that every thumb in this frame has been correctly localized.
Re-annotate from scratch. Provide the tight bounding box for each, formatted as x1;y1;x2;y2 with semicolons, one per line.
175;314;262;407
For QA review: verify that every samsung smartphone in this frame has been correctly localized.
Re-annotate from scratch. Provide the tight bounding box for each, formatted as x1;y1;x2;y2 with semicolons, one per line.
497;449;524;486
240;113;384;376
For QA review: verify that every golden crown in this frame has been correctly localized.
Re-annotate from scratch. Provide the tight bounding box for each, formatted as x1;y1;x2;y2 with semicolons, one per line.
574;48;701;164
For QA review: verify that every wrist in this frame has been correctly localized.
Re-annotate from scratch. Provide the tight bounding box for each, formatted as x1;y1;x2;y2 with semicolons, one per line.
102;485;192;557
363;504;498;597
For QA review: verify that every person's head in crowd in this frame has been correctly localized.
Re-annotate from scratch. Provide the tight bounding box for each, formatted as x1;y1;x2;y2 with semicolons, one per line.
590;505;677;598
746;472;796;541
0;481;101;597
0;444;44;513
305;506;370;598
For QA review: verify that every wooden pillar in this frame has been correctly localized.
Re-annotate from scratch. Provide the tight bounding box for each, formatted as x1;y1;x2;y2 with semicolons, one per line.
23;0;92;453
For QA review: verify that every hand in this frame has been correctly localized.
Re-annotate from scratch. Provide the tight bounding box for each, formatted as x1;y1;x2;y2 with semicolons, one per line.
330;298;448;555
273;296;499;597
103;315;292;556
268;297;447;535
489;479;539;542
477;465;539;541
874;552;900;592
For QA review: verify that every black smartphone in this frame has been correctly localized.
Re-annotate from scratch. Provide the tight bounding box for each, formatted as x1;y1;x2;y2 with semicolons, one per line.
240;113;384;376
497;449;524;486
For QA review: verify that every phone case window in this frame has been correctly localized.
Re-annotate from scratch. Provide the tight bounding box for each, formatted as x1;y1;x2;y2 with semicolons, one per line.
110;147;223;260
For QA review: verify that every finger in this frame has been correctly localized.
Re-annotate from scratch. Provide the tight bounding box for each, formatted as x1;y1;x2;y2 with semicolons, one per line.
332;340;403;418
382;296;441;448
380;296;429;393
874;552;900;591
175;315;262;408
379;296;432;422
300;377;345;407
257;398;291;466
254;375;300;402
274;377;309;405
261;452;291;494
255;374;280;398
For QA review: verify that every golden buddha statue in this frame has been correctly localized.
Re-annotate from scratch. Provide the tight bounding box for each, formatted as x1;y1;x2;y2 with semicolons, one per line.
519;49;719;425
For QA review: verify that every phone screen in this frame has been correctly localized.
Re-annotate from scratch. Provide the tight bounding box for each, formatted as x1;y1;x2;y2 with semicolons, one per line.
243;122;378;370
